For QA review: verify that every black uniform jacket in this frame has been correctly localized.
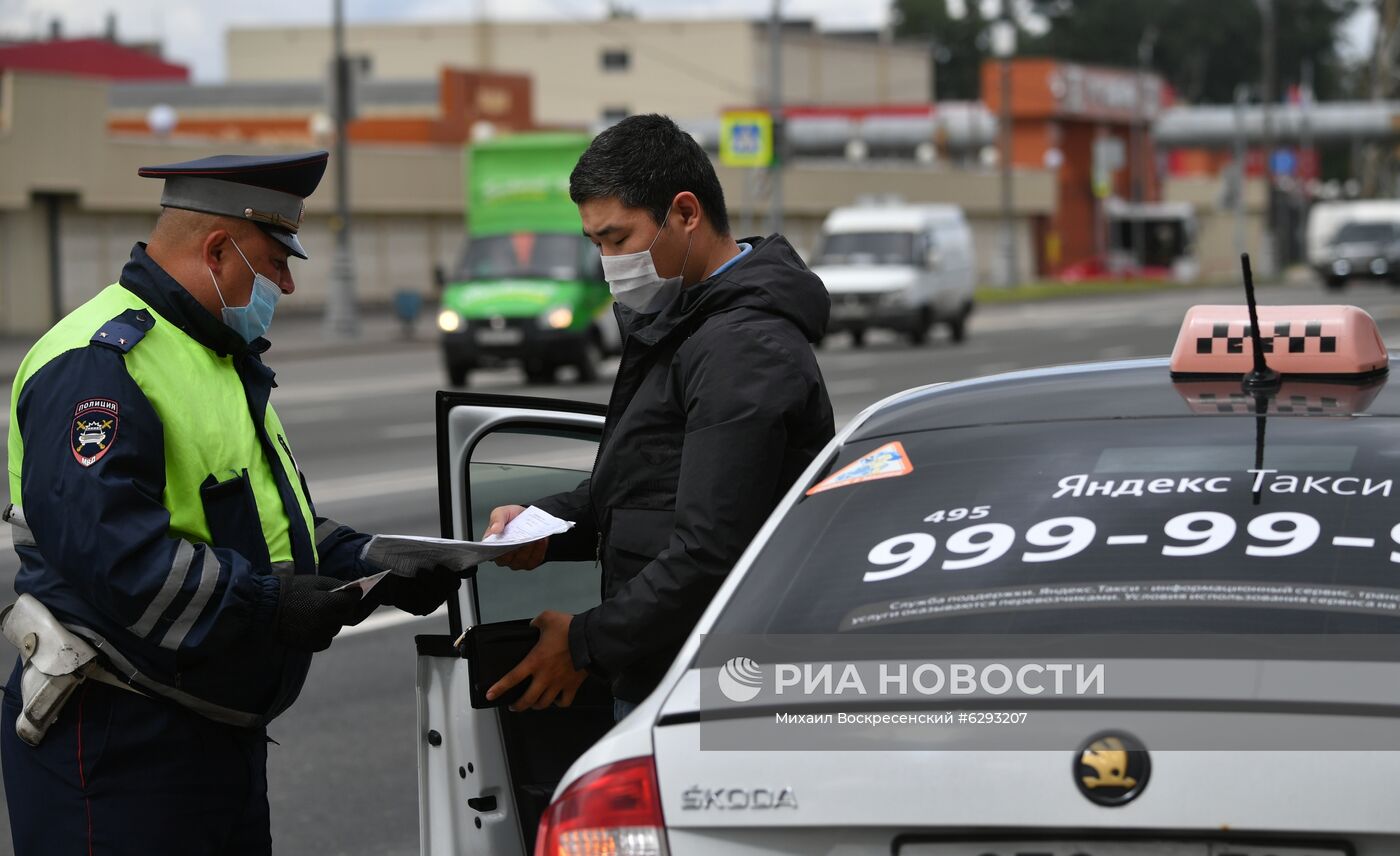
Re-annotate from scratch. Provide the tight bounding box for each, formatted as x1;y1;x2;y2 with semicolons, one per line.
534;234;834;702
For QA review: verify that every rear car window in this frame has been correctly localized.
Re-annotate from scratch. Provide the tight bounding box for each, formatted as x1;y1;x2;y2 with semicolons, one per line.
711;417;1400;636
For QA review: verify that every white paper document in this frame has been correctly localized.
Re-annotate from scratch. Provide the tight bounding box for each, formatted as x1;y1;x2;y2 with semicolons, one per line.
356;506;574;576
482;505;574;545
333;569;391;598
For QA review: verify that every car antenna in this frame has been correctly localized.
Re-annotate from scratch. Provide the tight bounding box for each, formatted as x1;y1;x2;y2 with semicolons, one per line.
1240;253;1280;391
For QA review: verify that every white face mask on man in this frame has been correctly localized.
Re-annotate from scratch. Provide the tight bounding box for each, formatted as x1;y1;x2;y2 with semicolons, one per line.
600;202;692;313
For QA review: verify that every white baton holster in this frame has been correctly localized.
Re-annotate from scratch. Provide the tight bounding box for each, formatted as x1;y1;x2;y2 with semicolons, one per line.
0;594;116;747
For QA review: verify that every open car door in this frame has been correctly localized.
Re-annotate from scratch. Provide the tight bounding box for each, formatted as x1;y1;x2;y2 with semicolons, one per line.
416;391;613;856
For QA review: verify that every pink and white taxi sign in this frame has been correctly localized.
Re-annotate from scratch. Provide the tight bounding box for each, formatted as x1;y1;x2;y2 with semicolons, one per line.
1170;304;1388;377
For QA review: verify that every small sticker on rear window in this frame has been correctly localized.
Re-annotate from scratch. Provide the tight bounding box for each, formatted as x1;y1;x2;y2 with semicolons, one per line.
806;441;912;496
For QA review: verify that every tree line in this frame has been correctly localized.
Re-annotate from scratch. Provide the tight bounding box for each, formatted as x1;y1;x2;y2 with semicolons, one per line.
893;0;1367;105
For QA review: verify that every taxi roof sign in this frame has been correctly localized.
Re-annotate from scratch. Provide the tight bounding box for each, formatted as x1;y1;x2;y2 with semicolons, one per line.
1170;305;1388;378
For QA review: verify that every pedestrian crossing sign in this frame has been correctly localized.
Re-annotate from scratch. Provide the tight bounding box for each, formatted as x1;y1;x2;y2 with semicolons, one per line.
720;111;773;168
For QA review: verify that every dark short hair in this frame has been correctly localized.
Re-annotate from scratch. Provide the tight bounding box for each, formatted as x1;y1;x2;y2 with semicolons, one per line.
570;114;730;236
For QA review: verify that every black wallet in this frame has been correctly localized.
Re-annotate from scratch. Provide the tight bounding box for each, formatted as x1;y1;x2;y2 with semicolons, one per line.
462;618;539;709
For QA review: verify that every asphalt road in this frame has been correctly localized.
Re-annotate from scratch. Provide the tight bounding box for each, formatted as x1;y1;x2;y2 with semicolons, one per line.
3;277;1400;854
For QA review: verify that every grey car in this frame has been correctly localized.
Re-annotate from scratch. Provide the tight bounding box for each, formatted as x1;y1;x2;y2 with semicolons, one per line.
1318;220;1400;290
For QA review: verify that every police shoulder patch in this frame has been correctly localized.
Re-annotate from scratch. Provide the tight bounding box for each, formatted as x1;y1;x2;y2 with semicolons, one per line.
71;398;119;467
90;308;155;354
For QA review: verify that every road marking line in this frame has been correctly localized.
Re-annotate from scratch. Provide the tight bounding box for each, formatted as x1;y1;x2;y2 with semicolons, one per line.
1106;535;1149;545
831;355;881;370
303;448;602;504
277;405;350;425
340;604;447;638
275;365;536;407
276;376;442;406
310;467;437;503
826;379;876;395
1332;536;1376;548
380;423;435;440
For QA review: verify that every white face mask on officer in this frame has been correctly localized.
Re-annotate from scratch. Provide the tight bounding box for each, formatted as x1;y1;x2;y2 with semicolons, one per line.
208;236;281;343
600;202;692;314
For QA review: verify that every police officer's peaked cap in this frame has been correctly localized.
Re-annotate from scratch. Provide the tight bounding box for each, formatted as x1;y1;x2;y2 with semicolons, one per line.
138;151;329;260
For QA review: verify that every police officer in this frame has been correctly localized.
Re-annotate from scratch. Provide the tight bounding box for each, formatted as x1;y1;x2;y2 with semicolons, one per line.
1;152;457;855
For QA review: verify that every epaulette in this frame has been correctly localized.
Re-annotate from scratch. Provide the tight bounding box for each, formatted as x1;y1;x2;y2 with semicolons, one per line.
91;308;155;354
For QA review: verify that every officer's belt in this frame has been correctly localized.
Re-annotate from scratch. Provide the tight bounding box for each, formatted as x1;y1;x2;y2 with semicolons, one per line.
0;595;146;746
2;506;265;730
1;509;143;699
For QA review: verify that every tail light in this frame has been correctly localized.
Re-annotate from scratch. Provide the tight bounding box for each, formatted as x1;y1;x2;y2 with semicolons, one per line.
533;755;668;856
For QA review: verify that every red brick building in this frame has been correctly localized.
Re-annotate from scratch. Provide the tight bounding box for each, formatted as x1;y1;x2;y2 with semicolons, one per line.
982;59;1170;274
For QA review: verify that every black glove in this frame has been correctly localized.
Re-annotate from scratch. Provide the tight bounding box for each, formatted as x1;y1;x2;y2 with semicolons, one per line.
375;570;461;616
273;573;361;652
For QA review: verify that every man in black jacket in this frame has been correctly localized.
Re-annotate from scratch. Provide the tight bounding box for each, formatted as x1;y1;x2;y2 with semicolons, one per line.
483;114;833;718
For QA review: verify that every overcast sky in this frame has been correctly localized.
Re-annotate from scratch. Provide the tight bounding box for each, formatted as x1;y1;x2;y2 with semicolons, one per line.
0;0;1379;83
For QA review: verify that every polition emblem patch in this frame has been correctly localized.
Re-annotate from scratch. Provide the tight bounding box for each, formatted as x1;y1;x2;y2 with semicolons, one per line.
71;398;119;467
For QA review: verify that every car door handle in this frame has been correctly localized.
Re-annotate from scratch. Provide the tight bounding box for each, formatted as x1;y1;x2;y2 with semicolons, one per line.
467;795;497;813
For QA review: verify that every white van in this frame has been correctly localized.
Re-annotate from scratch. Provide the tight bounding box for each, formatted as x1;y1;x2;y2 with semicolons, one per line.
809;203;976;347
1306;200;1400;268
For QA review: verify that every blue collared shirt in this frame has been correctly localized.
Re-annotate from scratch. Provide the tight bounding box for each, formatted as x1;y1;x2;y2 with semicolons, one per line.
707;242;753;280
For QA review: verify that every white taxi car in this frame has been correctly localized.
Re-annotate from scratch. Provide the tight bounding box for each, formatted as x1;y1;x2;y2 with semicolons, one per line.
415;303;1400;856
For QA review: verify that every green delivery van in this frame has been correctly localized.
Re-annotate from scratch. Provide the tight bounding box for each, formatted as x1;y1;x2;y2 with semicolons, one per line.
435;132;619;386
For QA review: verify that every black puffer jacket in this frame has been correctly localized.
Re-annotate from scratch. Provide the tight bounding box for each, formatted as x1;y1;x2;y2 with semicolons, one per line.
534;234;833;702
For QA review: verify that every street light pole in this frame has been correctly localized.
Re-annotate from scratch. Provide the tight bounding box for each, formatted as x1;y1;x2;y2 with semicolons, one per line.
1259;0;1278;276
1132;28;1156;277
1232;84;1249;262
1299;58;1314;256
993;3;1018;287
324;0;359;338
768;0;783;237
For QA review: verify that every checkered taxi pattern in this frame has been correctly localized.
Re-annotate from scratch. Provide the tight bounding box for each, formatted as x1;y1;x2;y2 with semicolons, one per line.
1195;321;1337;357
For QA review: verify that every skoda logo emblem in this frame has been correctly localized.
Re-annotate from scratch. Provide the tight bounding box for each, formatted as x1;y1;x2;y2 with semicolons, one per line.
1073;731;1151;807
